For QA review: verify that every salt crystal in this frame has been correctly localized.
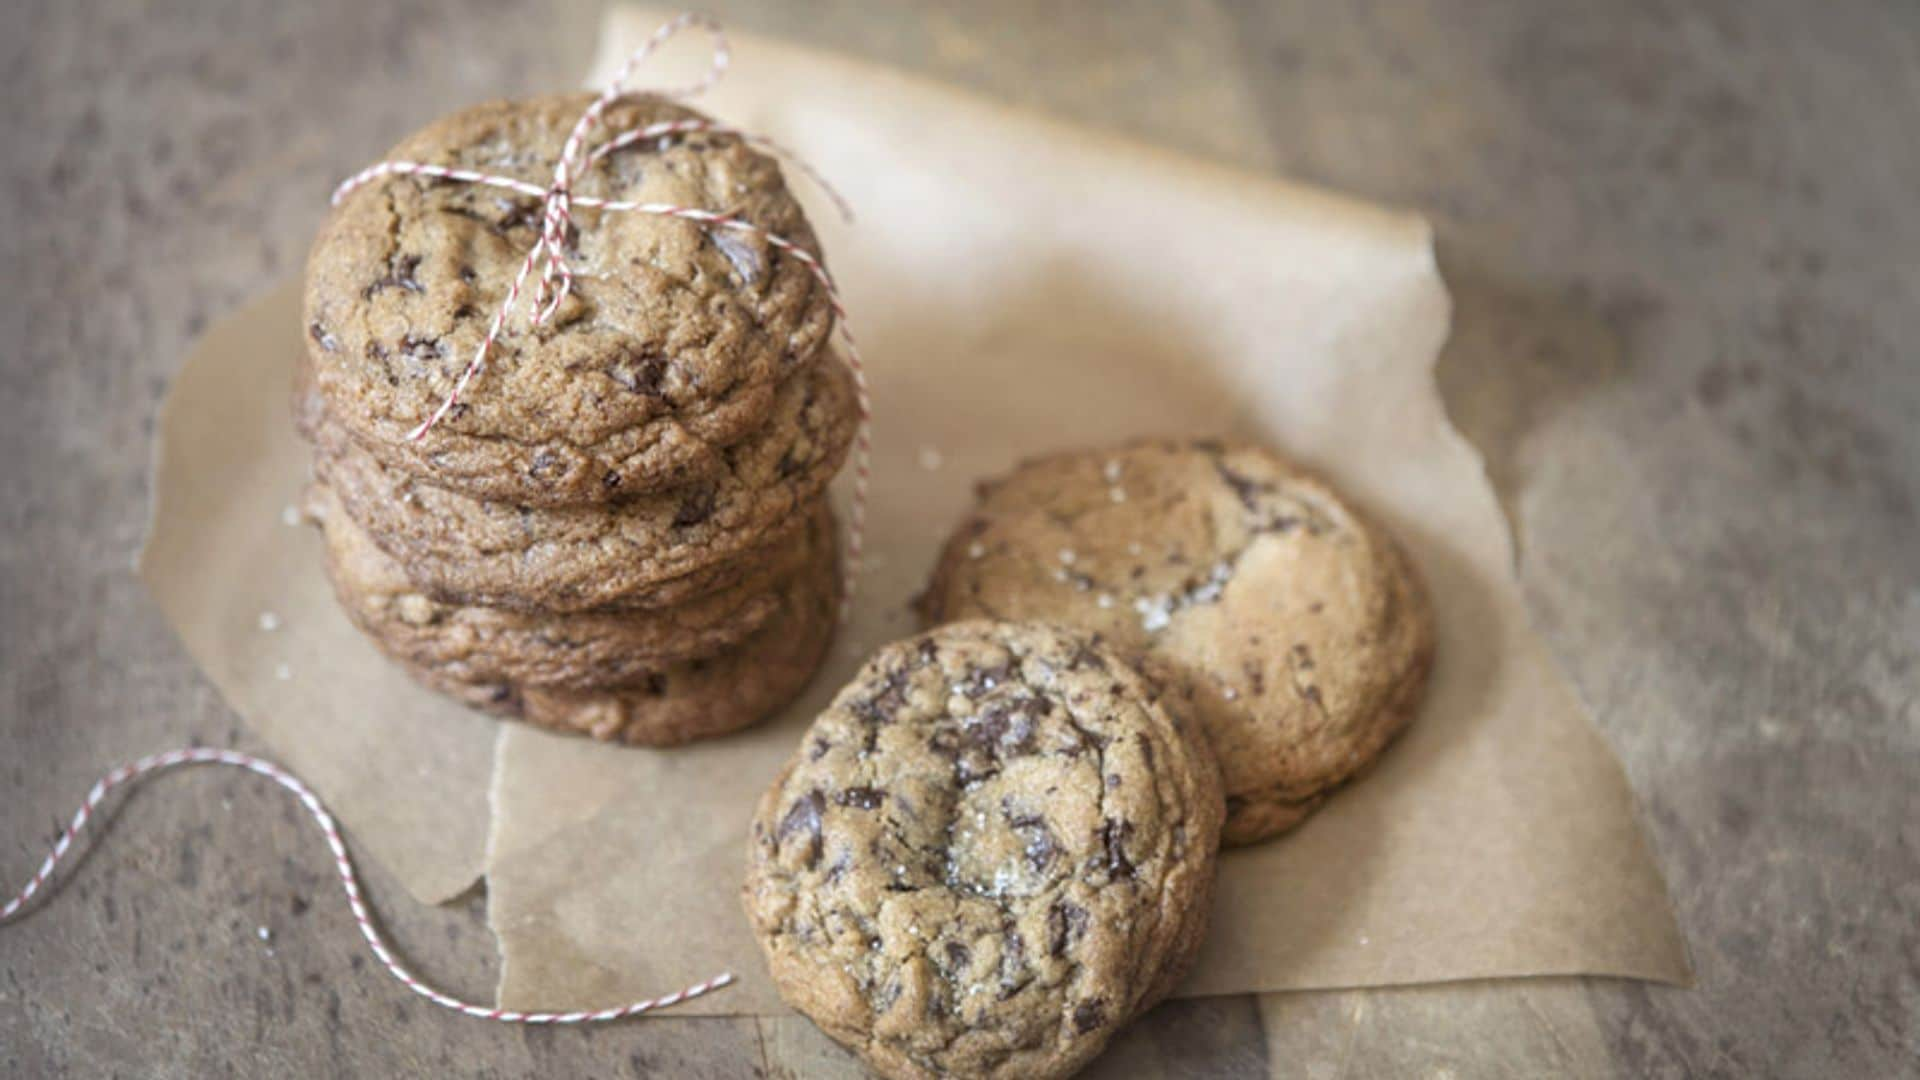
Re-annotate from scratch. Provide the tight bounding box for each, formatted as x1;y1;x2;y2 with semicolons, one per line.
1051;568;1069;583
1109;487;1127;503
1103;460;1122;483
1096;594;1114;609
1058;549;1076;565
258;612;281;632
917;445;944;471
274;663;293;682
280;505;302;527
1134;596;1172;633
256;926;272;943
1127;542;1143;556
967;542;986;559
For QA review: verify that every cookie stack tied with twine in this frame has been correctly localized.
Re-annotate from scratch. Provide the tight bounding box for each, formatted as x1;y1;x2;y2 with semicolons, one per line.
294;17;868;747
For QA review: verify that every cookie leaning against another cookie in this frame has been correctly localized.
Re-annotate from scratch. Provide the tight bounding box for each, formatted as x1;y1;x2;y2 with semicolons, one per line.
306;482;829;689
308;346;859;613
304;92;835;506
744;621;1224;1080
387;503;841;746
919;439;1435;847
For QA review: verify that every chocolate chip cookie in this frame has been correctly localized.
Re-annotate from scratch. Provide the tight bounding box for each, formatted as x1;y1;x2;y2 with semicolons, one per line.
304;92;834;506
743;621;1224;1080
919;440;1434;847
306;481;830;689
407;511;841;746
308;346;858;612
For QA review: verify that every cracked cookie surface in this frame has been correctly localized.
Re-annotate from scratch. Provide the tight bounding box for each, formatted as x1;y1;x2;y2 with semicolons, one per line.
743;621;1223;1080
919;440;1435;846
304;92;834;505
389;504;840;746
305;346;858;613
307;482;828;689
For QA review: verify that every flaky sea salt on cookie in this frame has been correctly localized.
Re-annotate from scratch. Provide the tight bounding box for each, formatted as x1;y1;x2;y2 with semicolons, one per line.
920;439;1435;846
743;621;1223;1080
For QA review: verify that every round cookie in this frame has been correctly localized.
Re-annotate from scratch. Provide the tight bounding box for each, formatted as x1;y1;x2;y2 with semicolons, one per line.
743;621;1224;1080
304;92;834;505
919;439;1434;847
310;346;859;613
307;482;831;689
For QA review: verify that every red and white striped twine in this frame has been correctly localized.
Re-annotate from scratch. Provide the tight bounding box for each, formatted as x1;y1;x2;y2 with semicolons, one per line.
329;11;871;617
0;748;733;1021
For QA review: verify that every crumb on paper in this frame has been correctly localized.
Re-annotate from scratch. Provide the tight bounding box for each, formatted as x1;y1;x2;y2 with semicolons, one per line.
274;663;292;681
280;505;302;527
917;445;944;471
258;612;281;632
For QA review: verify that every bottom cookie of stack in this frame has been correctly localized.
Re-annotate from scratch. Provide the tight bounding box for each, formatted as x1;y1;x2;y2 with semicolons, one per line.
307;483;840;746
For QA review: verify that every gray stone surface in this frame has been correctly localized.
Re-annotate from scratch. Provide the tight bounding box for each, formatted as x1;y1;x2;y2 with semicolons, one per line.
1;1;1914;1076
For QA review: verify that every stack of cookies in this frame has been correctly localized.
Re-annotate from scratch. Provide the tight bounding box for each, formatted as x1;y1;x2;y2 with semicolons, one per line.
293;93;855;746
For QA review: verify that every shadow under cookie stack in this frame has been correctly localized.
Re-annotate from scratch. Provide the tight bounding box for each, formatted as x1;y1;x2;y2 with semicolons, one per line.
293;92;854;746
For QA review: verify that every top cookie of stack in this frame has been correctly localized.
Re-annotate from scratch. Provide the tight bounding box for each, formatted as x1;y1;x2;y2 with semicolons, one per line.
294;92;854;741
303;92;836;507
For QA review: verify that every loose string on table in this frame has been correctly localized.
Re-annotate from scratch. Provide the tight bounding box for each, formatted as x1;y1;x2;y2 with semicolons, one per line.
0;748;734;1022
330;10;872;615
1;10;883;1023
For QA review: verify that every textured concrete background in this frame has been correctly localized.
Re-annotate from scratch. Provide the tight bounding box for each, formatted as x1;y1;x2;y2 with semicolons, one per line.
2;1;1915;1076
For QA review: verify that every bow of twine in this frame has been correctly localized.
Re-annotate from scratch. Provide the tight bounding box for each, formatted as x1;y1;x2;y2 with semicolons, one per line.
4;13;880;1025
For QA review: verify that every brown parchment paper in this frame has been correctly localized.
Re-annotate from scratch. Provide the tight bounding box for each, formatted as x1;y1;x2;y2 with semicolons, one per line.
479;9;1691;1016
140;282;496;905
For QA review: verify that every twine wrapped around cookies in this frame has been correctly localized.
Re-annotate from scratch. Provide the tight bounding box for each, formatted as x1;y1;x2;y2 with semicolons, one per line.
330;10;872;615
2;12;889;1023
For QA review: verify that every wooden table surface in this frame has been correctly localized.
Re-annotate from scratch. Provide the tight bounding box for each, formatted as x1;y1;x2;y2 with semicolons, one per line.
3;2;1915;1076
